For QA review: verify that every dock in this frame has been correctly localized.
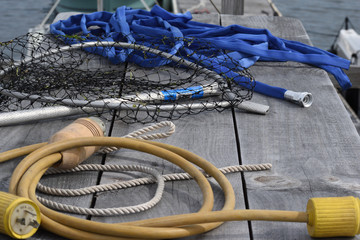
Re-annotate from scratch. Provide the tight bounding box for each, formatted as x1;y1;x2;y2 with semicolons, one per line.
177;0;281;16
1;1;360;240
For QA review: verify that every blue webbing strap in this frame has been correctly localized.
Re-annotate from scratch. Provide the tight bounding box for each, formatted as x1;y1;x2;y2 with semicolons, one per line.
50;5;351;101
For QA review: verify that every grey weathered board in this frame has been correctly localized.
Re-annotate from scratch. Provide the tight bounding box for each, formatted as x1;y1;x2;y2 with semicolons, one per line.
221;0;244;15
222;15;360;239
0;13;359;240
176;0;274;16
89;13;249;239
91;112;249;239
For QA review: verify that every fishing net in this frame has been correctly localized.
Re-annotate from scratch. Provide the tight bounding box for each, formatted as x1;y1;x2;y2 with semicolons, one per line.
0;33;255;123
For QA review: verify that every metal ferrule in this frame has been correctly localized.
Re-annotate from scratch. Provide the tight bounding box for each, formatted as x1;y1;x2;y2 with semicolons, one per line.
284;90;313;107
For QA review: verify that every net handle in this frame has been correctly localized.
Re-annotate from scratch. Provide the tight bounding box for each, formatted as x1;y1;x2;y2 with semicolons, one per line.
0;101;269;127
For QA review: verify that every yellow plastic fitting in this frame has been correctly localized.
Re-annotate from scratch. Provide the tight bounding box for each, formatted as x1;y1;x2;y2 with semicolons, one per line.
307;196;360;237
0;191;41;239
49;117;105;169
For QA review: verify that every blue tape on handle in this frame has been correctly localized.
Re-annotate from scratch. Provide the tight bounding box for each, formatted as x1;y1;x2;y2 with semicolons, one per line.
162;86;204;101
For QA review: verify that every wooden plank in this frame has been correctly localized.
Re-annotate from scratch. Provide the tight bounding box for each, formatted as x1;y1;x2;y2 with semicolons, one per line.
192;13;220;25
177;0;221;14
177;0;274;16
92;111;250;239
90;13;250;239
222;16;360;239
221;0;244;15
345;66;360;88
221;15;311;45
329;65;360;89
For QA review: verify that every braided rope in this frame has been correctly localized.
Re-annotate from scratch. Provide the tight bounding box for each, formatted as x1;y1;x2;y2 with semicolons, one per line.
41;164;164;196
41;163;272;195
38;165;164;216
122;121;176;139
99;121;175;154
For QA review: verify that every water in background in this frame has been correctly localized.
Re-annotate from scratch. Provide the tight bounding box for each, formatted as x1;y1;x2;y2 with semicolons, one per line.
273;0;360;50
0;0;359;50
0;0;52;42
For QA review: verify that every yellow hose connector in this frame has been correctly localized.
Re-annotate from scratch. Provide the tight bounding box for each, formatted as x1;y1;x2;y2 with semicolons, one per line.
0;192;41;239
307;196;360;237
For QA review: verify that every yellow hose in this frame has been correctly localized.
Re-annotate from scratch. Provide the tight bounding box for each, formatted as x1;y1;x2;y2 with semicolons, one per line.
1;137;308;239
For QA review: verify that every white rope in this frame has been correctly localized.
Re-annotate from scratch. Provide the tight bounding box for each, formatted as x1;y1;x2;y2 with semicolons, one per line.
39;163;272;196
99;121;175;154
37;163;272;215
38;165;165;216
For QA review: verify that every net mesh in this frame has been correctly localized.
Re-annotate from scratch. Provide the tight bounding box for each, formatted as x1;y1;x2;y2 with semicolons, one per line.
0;33;255;123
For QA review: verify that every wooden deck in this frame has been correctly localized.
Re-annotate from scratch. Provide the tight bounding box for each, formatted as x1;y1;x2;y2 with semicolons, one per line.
1;13;360;240
176;0;279;16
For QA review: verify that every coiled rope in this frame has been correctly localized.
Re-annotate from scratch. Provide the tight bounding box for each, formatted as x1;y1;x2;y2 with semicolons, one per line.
37;163;272;216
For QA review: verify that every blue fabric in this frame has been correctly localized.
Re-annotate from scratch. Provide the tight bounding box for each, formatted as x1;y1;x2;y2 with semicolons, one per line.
50;5;352;101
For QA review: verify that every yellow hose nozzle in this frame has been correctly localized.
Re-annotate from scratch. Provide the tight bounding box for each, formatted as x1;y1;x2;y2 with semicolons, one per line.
307;196;360;238
0;192;41;239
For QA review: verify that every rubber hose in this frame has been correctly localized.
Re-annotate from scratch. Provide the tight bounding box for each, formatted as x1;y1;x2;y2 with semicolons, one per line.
3;137;307;239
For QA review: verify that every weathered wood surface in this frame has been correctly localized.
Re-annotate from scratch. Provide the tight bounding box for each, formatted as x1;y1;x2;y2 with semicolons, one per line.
89;13;249;239
92;112;249;239
222;14;360;239
221;0;244;15
177;0;274;16
0;13;359;240
329;66;360;89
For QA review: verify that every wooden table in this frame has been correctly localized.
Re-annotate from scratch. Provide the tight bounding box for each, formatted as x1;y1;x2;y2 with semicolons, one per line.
1;13;360;240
